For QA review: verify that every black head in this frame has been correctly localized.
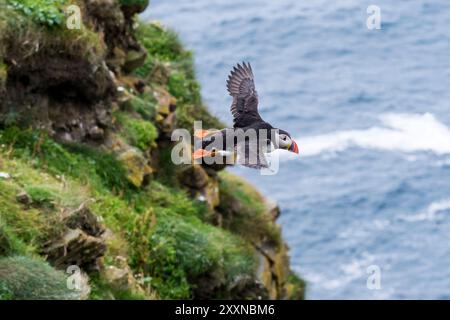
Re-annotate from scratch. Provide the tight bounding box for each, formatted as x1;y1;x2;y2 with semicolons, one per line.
276;129;299;154
278;129;291;138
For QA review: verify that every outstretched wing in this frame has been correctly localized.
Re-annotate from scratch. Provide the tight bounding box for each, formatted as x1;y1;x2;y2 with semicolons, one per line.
235;139;269;169
227;62;262;128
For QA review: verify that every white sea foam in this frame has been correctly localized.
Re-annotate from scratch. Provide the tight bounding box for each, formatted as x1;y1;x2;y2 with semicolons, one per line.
400;198;450;222
297;252;393;299
278;113;450;159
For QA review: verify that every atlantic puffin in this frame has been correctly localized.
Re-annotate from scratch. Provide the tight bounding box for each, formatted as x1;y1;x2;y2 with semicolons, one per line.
193;62;299;169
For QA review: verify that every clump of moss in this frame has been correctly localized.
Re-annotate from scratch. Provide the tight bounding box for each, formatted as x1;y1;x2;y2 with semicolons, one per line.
168;69;201;106
122;92;157;121
25;185;59;208
218;171;282;248
0;256;80;300
0;127;131;193
115;113;158;152
7;0;67;27
135;22;188;68
135;21;223;130
286;272;306;300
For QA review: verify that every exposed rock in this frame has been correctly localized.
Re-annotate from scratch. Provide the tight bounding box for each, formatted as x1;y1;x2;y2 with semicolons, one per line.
123;49;147;73
160;111;177;135
154;87;177;115
228;276;269;300
85;0;147;75
153;86;178;135
108;47;127;71
63;203;105;237
255;241;291;299
147;61;170;85
266;199;281;221
117;148;153;187
44;205;106;271
95;103;112;127
178;164;209;189
178;165;220;209
193;272;268;300
16;191;32;205
101;256;146;296
66;268;92;300
3;55;115;143
44;228;106;272
88;126;105;140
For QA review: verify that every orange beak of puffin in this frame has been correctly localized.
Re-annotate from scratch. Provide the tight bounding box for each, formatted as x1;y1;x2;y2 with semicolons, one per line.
289;140;299;154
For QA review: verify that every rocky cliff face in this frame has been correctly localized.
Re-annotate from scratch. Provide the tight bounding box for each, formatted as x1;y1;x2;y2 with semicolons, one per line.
0;0;304;299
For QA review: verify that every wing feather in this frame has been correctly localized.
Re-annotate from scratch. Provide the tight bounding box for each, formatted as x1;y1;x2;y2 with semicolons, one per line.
235;139;269;169
226;62;261;127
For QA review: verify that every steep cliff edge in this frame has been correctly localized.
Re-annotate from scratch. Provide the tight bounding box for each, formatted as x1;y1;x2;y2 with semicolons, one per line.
0;0;304;299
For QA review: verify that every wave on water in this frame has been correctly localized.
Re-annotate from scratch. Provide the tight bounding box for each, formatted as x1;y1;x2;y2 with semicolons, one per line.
283;113;450;159
400;198;450;222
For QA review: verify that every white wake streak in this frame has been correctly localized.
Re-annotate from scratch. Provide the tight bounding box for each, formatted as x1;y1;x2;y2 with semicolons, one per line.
282;113;450;159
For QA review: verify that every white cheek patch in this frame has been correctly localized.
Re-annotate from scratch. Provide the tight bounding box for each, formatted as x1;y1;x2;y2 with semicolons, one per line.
279;137;289;148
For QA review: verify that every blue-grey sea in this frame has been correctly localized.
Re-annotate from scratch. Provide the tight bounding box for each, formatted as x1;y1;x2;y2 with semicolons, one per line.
143;0;450;299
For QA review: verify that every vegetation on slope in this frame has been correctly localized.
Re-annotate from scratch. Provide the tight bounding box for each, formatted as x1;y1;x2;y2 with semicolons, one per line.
0;0;304;300
134;22;223;130
0;256;81;300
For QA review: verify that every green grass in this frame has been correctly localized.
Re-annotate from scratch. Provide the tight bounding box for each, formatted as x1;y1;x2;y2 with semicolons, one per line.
134;21;223;130
115;112;158;152
0;256;80;300
0;60;6;90
121;92;157;121
145;211;256;299
0;151;91;255
135;22;189;67
0;222;30;257
25;185;59;208
0;127;132;193
0;179;55;253
218;171;282;248
89;275;148;300
0;126;256;299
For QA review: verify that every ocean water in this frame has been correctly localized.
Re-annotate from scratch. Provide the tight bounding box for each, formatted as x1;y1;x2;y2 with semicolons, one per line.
142;0;450;299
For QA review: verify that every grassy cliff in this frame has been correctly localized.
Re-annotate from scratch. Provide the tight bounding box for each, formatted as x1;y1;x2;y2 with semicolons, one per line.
0;0;304;299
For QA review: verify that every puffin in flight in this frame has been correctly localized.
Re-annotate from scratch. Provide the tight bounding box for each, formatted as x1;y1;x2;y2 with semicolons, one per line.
193;62;299;169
